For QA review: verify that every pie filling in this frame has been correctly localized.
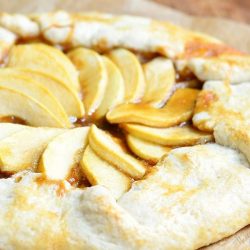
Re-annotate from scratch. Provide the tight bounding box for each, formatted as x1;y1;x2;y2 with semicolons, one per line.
0;39;214;197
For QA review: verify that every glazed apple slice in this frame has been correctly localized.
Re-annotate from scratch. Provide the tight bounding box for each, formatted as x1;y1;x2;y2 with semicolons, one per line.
81;146;131;199
142;58;175;108
0;86;67;127
0;127;65;173
106;48;145;102
126;134;171;164
0;69;71;127
39;127;89;180
107;88;199;127
7;43;80;91
94;56;125;119
68;48;107;115
12;68;84;118
0;123;26;140
88;125;146;179
122;124;213;146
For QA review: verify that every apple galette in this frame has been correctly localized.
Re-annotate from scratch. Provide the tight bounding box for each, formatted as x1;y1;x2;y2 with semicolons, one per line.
0;11;250;250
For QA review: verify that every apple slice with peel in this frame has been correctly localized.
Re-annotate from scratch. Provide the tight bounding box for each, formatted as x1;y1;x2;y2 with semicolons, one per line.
67;48;107;115
107;88;199;127
94;56;125;120
126;134;171;164
7;43;80;91
106;48;145;102
81;146;131;199
0;86;67;127
122;124;213;146
10;68;84;118
0;69;71;127
88;125;146;179
39;127;89;180
142;58;175;108
0;127;65;173
0;123;26;140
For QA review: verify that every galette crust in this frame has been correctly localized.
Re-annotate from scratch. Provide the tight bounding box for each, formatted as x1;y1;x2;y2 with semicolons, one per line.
0;11;249;84
1;143;250;250
180;55;250;83
214;121;250;164
193;80;250;131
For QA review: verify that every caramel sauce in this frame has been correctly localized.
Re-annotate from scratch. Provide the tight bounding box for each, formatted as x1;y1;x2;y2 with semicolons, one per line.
0;171;12;179
0;116;27;125
133;51;160;64
17;36;48;46
175;68;197;83
66;164;91;188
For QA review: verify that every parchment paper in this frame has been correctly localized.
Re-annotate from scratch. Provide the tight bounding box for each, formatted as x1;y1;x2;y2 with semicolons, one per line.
0;0;250;249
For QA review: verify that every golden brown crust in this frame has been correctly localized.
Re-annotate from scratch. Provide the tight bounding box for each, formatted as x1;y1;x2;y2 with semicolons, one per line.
1;144;250;250
182;40;243;59
0;11;242;58
193;81;250;132
0;11;249;83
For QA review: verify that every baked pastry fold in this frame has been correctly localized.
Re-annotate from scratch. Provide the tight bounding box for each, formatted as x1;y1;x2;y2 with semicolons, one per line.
1;143;250;250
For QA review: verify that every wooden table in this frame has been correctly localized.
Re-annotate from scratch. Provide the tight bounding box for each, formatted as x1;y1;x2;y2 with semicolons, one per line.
154;0;250;24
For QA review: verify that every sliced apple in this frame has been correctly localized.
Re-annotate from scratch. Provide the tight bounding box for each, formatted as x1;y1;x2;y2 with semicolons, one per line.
39;127;89;180
0;123;26;140
0;86;67;127
122;124;213;146
106;48;145;102
88;125;146;179
38;44;80;90
0;68;70;127
142;58;175;108
81;146;131;199
0;127;65;173
126;134;171;164
94;56;125;119
10;68;84;118
107;88;199;127
67;48;107;115
7;43;80;91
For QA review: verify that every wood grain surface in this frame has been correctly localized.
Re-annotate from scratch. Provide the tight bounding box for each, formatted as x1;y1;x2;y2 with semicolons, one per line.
154;0;250;24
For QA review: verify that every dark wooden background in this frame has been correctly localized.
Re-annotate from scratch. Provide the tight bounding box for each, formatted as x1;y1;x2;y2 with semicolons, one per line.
153;0;250;24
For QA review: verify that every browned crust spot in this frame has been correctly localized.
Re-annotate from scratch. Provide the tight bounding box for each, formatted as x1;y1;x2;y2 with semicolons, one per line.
182;40;243;59
195;91;218;113
35;175;68;197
